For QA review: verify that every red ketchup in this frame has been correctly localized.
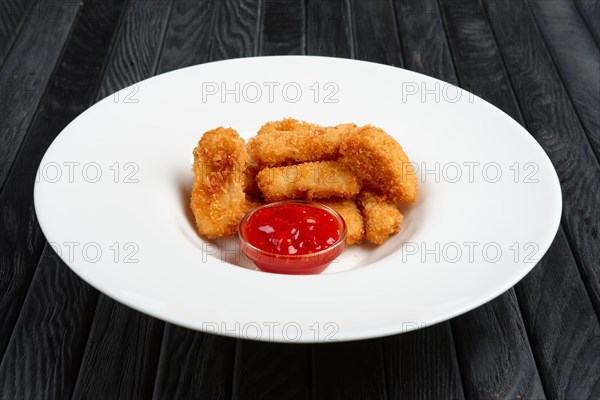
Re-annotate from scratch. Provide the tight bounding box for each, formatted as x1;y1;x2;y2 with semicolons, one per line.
239;202;347;274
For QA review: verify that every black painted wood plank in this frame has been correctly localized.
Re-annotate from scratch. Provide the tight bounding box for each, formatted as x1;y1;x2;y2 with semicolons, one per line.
437;0;547;397
209;0;261;61
350;0;402;66
306;0;352;57
0;245;98;400
482;0;600;323
526;0;600;160
307;4;388;399
0;0;126;364
479;0;600;396
516;229;600;399
573;0;600;48
259;0;304;55
0;0;80;190
393;3;465;398
71;296;164;400
437;0;522;121
353;2;465;399
452;291;545;399
151;0;261;398
152;325;236;400
397;1;544;398
0;0;35;66
96;0;174;99
313;340;388;400
382;324;464;400
151;2;244;398
232;342;311;400
156;0;217;73
393;0;457;84
228;4;312;398
70;1;174;398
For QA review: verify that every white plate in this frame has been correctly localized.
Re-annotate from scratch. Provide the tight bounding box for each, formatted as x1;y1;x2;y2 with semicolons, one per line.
34;56;561;342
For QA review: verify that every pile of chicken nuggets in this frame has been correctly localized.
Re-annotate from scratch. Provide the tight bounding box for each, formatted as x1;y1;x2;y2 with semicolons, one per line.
190;118;417;245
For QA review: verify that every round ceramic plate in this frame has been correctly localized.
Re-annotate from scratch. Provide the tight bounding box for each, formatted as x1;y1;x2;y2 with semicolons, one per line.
34;56;561;342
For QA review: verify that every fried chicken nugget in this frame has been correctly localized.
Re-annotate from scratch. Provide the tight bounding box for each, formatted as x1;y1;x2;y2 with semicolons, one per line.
248;118;356;167
256;161;360;202
340;125;418;203
357;192;403;245
321;199;365;245
191;127;256;238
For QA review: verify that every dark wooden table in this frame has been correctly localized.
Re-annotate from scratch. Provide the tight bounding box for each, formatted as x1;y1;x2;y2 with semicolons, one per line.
1;0;599;398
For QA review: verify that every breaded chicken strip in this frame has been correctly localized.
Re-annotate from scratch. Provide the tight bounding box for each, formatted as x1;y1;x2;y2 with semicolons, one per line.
340;125;418;203
191;127;256;238
256;161;360;202
357;192;403;245
248;118;356;167
321;199;365;245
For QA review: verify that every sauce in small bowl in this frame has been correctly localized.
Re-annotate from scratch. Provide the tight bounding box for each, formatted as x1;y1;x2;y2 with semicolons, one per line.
238;201;347;274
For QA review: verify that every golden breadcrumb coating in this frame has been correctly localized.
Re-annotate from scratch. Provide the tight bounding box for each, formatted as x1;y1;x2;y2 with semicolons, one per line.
357;192;403;245
256;161;360;202
340;125;418;203
248;118;356;167
256;118;321;135
190;127;256;238
321;199;365;245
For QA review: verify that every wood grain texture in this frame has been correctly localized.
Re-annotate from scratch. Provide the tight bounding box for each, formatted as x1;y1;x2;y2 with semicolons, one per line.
0;0;126;364
526;0;600;160
393;0;457;84
350;0;402;66
437;0;547;397
481;0;600;328
573;0;600;47
97;0;174;99
156;0;217;73
437;0;522;120
232;342;311;400
259;0;305;55
152;325;236;400
209;0;261;60
306;0;352;57
71;296;164;400
312;340;388;400
0;0;80;190
452;292;545;399
382;324;465;400
0;245;98;400
516;229;600;399
69;1;174;398
0;0;35;66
